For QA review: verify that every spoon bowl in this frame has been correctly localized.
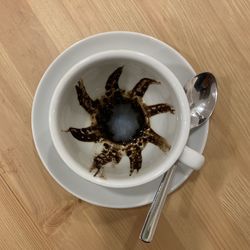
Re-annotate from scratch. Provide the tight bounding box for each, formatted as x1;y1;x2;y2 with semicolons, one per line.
184;72;217;129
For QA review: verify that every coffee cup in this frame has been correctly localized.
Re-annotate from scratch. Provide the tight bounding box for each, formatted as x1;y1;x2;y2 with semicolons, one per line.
49;50;204;188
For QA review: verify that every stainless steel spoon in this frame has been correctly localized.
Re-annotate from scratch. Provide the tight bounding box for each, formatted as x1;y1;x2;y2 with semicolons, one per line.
140;72;217;243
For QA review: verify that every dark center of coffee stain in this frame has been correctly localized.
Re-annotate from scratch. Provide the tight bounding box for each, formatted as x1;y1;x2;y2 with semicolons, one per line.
97;95;146;144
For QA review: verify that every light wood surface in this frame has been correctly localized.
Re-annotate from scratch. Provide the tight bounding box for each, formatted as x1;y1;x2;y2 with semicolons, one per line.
0;0;250;249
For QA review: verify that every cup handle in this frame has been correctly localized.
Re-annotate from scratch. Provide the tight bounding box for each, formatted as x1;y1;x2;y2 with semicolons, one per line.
178;146;205;170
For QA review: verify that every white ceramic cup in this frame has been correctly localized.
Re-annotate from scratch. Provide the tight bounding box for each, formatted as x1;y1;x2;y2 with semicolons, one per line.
49;50;204;188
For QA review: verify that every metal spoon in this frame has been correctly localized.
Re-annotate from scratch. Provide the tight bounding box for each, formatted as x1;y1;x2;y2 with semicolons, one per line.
140;72;217;243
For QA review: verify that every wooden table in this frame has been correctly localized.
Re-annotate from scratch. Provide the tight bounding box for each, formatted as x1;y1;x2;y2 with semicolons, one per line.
0;0;250;249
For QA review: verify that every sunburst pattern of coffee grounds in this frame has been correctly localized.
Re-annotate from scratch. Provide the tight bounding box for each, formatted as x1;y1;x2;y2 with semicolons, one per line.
66;67;175;176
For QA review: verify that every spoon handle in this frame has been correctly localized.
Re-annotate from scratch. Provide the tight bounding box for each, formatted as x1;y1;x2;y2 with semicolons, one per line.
139;164;177;243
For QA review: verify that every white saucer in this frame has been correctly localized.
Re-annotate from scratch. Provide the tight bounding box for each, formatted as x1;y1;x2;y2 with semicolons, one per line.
32;32;208;208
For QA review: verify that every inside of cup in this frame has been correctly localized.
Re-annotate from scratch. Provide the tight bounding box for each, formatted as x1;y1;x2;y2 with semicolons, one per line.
52;52;184;184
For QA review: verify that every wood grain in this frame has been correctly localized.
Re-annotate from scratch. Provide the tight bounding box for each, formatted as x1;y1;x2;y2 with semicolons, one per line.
0;0;250;249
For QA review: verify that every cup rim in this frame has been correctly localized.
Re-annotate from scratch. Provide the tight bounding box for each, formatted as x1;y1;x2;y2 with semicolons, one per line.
49;49;190;188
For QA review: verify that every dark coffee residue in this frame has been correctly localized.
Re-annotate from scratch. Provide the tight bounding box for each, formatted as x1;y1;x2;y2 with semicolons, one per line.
66;67;175;177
